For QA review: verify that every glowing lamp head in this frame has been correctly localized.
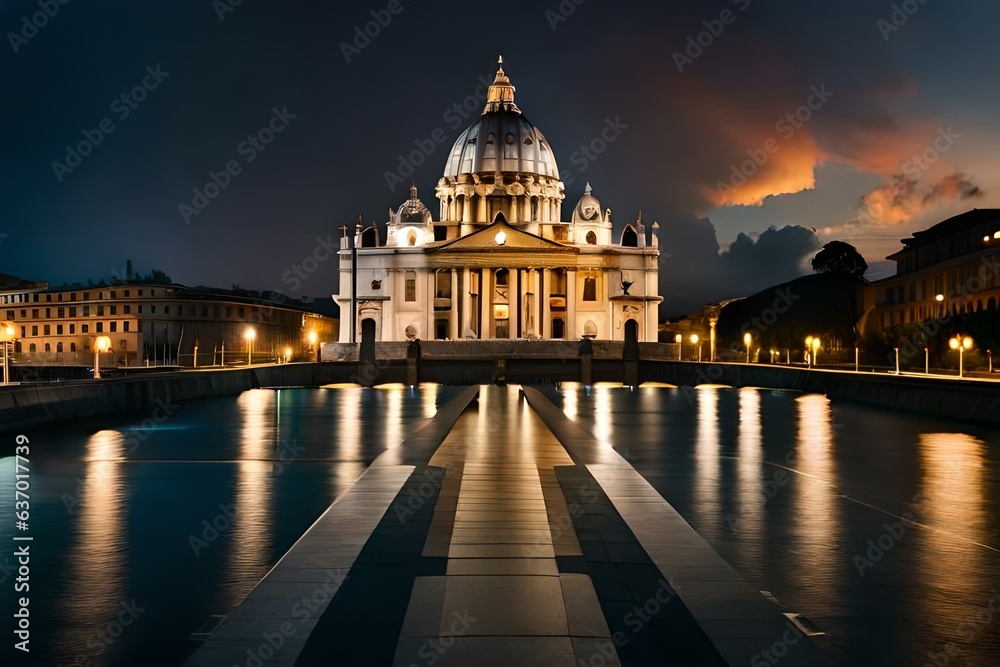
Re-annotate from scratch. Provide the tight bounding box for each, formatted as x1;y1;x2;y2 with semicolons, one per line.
284;347;292;357
812;338;821;351
935;294;945;302
0;323;14;340
95;335;111;352
963;336;973;350
307;331;317;345
743;333;752;346
690;334;699;344
494;231;506;246
805;336;813;347
949;337;960;350
674;334;682;344
244;327;256;341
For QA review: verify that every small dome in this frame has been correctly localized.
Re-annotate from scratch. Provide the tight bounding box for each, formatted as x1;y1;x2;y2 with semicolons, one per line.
394;183;432;224
572;183;604;224
442;60;559;180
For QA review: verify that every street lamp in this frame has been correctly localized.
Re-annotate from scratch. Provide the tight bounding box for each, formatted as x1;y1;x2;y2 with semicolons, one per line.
743;332;752;363
949;335;973;378
805;336;820;368
1;322;15;385
690;334;701;362
674;334;682;361
93;335;111;379
244;327;256;365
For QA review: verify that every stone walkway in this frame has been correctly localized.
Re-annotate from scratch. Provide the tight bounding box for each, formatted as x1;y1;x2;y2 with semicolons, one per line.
184;384;830;666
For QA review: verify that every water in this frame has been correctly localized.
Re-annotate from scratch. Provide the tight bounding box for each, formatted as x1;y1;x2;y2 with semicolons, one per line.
0;384;460;667
543;384;1000;665
4;383;999;665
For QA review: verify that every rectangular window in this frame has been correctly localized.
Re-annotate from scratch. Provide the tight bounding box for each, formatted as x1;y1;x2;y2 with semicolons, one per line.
97;305;105;316
71;293;76;301
70;324;75;334
124;290;130;298
202;306;208;317
57;307;64;318
31;309;39;318
138;289;143;297
213;306;220;318
96;322;103;333
151;306;156;314
111;305;117;315
56;325;63;335
45;294;51;302
31;326;37;336
123;305;130;314
45;308;50;318
110;290;116;299
110;321;117;333
43;325;50;335
164;305;170;315
583;276;597;302
123;321;130;332
138;305;143;314
405;271;416;302
81;324;89;334
237;307;244;318
5;310;12;320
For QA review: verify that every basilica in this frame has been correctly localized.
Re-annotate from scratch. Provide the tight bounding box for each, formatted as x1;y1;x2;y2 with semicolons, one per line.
335;59;661;343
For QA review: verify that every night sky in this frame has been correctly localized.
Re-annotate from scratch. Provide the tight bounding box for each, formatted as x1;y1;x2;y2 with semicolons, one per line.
3;0;999;315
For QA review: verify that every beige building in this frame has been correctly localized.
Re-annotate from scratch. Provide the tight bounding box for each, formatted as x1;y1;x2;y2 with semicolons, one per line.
861;208;1000;332
1;280;336;367
335;59;662;343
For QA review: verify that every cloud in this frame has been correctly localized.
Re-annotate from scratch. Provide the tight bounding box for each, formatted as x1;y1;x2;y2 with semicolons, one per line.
659;218;820;316
840;172;984;229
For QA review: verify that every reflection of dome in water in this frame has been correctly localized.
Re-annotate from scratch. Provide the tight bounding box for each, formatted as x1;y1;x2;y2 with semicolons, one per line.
443;63;559;179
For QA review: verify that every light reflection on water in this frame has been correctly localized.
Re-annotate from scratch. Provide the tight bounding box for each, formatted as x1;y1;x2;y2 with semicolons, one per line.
0;385;457;666
552;385;1000;665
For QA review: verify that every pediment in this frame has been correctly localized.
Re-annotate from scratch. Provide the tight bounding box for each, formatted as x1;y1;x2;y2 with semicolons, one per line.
430;216;574;253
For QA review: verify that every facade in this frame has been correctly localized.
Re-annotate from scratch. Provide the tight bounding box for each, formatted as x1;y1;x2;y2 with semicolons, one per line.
1;280;336;367
335;59;661;343
861;208;1000;333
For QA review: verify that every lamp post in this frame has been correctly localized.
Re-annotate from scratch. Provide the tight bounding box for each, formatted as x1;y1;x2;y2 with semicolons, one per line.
674;334;682;361
1;322;15;385
949;335;973;378
308;330;318;362
93;335;111;379
743;332;752;363
690;334;701;362
244;327;256;366
805;336;813;368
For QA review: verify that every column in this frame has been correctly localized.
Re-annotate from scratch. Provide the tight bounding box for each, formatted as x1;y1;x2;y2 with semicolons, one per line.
449;269;459;340
481;270;491;340
510;270;520;339
461;269;472;339
566;269;577;340
541;268;551;339
477;194;487;222
427;271;436;339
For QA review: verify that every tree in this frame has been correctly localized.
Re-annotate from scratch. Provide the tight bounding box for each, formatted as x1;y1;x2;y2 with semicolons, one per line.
811;241;868;277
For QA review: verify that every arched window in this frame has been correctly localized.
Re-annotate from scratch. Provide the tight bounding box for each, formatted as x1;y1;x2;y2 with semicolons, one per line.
57;342;63;353
495;269;509;287
70;342;77;352
44;343;51;352
621;225;638;247
29;343;36;353
585;231;597;245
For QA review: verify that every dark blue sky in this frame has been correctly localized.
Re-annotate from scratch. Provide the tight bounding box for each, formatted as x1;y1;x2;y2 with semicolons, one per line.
3;0;998;314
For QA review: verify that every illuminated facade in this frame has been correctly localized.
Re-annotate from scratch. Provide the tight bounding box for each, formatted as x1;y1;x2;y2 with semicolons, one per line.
861;208;1000;332
335;59;661;342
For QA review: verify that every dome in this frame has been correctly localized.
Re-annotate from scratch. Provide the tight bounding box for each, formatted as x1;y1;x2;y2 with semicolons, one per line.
442;61;559;180
572;182;604;224
393;183;432;224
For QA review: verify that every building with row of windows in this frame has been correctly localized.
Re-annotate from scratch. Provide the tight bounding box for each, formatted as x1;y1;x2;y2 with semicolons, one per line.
334;58;662;343
861;208;1000;334
1;278;337;367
